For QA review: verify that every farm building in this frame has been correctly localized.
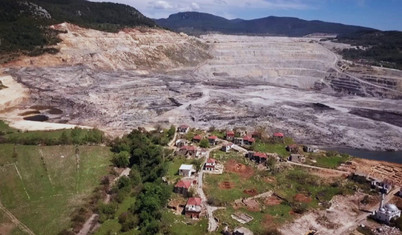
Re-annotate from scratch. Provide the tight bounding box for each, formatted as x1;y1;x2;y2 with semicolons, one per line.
226;131;235;141
242;136;255;145
192;135;202;143
174;180;193;196
204;158;216;171
303;145;317;153
185;197;202;219
178;125;190;134
374;193;401;224
288;154;305;163
208;135;218;145
179;164;196;177
286;144;300;153
221;143;233;152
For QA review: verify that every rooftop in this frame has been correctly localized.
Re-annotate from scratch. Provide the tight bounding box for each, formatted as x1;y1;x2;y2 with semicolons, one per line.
179;164;195;171
175;180;192;189
187;197;202;206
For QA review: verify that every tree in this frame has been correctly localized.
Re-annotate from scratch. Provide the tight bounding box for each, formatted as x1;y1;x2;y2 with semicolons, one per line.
167;125;175;138
59;131;71;145
199;139;210;148
112;151;130;168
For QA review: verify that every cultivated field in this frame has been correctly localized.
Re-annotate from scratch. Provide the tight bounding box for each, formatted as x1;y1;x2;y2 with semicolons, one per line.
0;144;112;235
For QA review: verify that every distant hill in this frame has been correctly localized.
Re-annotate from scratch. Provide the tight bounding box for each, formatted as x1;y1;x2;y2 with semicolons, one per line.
336;30;402;69
0;0;156;62
156;12;374;37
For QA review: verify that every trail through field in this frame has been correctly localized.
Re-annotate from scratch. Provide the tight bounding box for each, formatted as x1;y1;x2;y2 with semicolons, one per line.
13;163;30;200
0;200;35;235
75;148;80;193
39;149;54;188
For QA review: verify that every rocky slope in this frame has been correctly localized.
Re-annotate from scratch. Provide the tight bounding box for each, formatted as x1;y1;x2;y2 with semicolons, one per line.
5;23;211;71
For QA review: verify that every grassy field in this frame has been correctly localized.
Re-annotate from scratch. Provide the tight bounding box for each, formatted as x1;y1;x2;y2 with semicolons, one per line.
165;156;204;183
0;144;112;235
312;154;351;169
0;211;26;235
251;142;288;157
161;210;209;235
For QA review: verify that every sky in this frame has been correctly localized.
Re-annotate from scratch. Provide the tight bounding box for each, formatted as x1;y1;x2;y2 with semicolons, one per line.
90;0;402;30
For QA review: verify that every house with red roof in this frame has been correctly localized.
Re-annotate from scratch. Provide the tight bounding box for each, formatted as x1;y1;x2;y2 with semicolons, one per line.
221;143;233;152
177;145;198;157
208;135;218;145
225;131;235;141
204;158;216;171
286;144;300;153
185;197;202;219
246;151;268;164
192;135;202;143
174;180;193;196
178;125;190;134
273;132;284;142
243;136;255;145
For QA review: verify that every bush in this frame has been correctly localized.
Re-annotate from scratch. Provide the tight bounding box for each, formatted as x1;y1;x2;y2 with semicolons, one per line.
112;151;130;168
199;139;210;148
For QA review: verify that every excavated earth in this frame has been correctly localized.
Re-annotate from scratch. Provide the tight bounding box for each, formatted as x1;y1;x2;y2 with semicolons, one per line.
2;25;402;151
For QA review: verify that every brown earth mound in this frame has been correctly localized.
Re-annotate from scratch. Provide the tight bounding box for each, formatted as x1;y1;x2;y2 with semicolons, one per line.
244;199;260;212
243;188;258;196
262;214;275;230
294;193;312;203
225;159;254;178
219;181;234;189
264;196;282;206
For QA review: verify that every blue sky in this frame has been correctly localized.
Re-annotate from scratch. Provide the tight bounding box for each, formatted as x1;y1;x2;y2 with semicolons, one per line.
90;0;402;30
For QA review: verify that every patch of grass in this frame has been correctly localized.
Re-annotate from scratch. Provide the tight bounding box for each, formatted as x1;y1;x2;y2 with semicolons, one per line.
161;210;208;235
313;154;351;169
0;144;112;235
166;157;199;183
251;142;288;157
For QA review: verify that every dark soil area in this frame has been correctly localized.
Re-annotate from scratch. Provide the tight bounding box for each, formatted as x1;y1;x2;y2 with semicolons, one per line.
350;108;402;127
23;115;49;122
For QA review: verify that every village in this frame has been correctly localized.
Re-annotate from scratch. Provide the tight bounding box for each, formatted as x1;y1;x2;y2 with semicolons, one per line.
165;125;402;235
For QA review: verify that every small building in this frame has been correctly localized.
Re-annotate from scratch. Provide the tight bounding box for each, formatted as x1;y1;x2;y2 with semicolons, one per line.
374;193;401;224
233;227;254;235
175;139;188;147
178;125;190;134
234;137;244;145
286;144;300;153
185;197;202;219
204;158;216;171
174;180;193;196
198;148;208;158
303;145;315;153
252;152;268;164
221;143;233;152
288;154;305;163
273;132;284;141
179;164;196;177
242;136;255;145
235;129;247;137
371;179;393;194
208;135;218;145
225;131;235;141
193;135;202;143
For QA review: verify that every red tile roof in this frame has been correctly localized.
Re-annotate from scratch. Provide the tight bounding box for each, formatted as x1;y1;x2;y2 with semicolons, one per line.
226;131;235;136
274;132;284;137
175;180;192;189
193;135;202;140
179;125;189;129
254;152;267;159
187;197;202;206
208;135;218;140
207;158;216;164
180;145;197;151
243;136;255;142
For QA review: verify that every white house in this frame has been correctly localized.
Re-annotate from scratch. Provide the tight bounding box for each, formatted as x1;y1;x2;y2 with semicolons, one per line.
374;193;401;224
178;125;190;134
204;158;216;171
179;164;196;177
221;143;233;152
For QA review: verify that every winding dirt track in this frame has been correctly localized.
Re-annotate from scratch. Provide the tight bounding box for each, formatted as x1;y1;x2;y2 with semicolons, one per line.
0;200;35;235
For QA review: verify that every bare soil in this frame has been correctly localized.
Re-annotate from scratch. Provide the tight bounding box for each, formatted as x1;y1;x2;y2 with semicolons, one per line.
0;223;15;235
264;196;283;206
225;159;255;179
243;188;258;196
219;181;235;189
294;194;312;203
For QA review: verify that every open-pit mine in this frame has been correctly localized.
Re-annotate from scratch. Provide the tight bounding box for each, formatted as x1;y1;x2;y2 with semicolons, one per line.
1;23;402;151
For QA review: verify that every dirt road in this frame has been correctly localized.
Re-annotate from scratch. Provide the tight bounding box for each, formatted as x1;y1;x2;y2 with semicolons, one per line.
0;200;35;235
286;161;349;176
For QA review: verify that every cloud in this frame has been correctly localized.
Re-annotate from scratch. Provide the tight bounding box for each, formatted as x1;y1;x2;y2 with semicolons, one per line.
191;2;200;10
152;0;173;9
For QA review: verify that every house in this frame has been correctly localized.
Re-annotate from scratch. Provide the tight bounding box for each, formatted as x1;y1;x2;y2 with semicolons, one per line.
185;197;202;219
193;135;202;143
303;145;317;153
235;129;247;137
198;148;208;158
286;144;300;153
221;143;233;152
174;180;193;196
177;145;198;157
178;125;190;134
225;131;235;141
288;154;305;163
242;136;255;145
371;179;393;194
175;139;188;147
208;135;218;145
251;132;261;139
204;158;216;171
252;152;268;164
374;193;401;224
233;227;254;235
273;132;284;141
179;164;196;177
234;137;244;145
